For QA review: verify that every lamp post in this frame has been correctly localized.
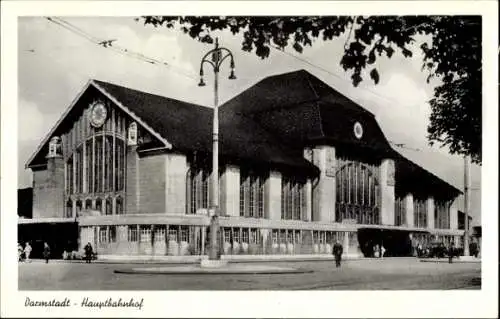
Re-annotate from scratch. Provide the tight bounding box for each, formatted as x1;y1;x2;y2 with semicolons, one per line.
463;155;470;256
198;38;236;260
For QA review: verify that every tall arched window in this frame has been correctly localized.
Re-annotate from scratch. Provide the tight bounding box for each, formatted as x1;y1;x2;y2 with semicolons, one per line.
394;197;406;226
85;198;93;210
240;169;267;218
76;200;83;216
65;199;73;218
335;158;380;224
115;196;123;215
435;200;450;229
281;175;306;221
105;197;113;215
188;165;210;214
95;198;102;214
63;105;127;216
414;198;427;228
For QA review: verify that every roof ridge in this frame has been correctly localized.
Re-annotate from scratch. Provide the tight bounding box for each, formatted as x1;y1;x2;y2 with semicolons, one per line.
316;101;326;139
304;72;320;100
92;79;210;109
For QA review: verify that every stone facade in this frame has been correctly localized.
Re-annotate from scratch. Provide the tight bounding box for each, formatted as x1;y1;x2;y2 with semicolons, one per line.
404;193;414;228
265;171;281;220
220;165;240;217
25;80;465;258
32;156;65;219
312;146;336;223
379;159;395;226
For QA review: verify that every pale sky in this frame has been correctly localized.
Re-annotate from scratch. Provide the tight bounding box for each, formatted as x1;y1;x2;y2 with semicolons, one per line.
17;16;482;225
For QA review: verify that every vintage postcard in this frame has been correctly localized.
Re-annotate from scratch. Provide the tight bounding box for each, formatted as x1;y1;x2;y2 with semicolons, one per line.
1;1;498;318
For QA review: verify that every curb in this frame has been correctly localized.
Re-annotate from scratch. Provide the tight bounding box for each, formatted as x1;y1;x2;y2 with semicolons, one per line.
114;266;314;275
21;256;422;265
419;258;481;263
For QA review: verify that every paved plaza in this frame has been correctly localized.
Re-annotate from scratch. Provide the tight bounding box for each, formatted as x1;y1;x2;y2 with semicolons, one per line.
18;257;480;290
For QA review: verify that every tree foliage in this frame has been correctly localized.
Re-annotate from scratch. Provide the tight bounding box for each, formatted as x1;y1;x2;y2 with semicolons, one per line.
140;16;482;163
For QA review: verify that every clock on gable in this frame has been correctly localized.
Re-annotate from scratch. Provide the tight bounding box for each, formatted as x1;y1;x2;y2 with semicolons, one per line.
89;101;108;128
353;121;363;139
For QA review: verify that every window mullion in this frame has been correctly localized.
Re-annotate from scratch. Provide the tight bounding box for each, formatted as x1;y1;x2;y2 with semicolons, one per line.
112;108;116;192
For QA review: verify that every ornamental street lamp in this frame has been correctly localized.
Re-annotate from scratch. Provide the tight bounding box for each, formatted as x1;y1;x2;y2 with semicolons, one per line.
198;38;236;260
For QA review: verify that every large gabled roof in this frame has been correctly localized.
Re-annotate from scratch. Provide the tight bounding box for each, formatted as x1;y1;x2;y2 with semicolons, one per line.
94;80;318;172
222;69;374;116
26;70;461;197
26;79;318;173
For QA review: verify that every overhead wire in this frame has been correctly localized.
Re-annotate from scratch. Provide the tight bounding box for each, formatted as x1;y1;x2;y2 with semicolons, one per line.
45;17;197;81
269;44;401;105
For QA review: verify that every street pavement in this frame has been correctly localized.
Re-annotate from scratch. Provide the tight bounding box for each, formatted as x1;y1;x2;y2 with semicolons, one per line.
18;257;481;290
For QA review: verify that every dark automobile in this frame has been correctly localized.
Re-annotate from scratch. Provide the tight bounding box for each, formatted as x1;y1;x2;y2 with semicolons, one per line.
423;242;448;258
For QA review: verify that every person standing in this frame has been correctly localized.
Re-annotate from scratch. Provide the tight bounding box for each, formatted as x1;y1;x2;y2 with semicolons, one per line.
24;242;32;262
43;242;51;264
332;240;343;268
84;242;93;264
381;245;386;259
448;242;455;264
18;243;24;262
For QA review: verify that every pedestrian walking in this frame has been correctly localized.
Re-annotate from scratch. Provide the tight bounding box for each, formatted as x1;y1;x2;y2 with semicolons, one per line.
448;242;455;264
373;244;379;258
332;240;343;268
24;242;32;262
43;242;51;264
84;242;93;264
18;243;23;262
381;245;386;259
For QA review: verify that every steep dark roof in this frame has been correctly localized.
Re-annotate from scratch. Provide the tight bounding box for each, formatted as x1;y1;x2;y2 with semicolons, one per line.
27;70;461;197
223;69;374;116
93;80;319;173
94;80;212;152
393;151;462;199
221;69;393;157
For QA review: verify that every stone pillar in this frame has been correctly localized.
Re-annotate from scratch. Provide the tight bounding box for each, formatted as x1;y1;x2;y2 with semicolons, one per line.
303;178;312;221
379;159;395;226
311;146;336;222
116;225;128;255
261;229;269;255
404;193;414;228
125;145;139;214
343;231;349;255
266;171;282;220
426;197;435;229
201;226;206;255
220;165;240;217
165;153;188;215
449;199;459;230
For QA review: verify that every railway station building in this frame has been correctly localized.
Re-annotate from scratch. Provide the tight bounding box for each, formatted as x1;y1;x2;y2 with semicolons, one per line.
22;69;465;258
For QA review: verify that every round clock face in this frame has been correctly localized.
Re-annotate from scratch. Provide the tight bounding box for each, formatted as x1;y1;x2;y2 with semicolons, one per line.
353;121;363;139
90;102;107;127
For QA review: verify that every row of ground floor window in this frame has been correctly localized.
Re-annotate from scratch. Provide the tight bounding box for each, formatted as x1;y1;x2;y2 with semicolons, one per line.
79;224;462;257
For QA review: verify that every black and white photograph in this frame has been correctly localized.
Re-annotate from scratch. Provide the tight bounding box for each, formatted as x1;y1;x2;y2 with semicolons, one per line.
1;1;498;318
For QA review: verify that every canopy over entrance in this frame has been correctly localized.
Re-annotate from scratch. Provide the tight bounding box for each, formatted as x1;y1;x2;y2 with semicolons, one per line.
357;227;430;257
18;220;79;259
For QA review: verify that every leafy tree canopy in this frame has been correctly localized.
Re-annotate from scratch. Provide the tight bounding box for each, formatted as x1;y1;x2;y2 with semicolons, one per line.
140;16;482;163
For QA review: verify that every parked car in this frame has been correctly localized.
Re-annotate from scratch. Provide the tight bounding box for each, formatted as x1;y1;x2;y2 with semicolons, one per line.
421;242;447;258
